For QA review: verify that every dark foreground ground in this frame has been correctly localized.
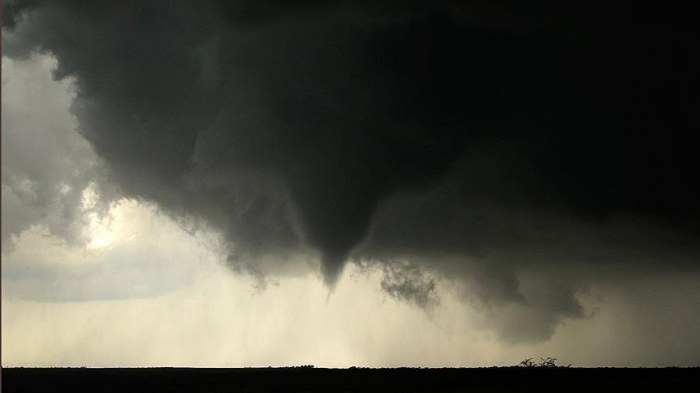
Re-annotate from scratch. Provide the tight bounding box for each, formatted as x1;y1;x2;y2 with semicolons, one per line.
2;367;699;392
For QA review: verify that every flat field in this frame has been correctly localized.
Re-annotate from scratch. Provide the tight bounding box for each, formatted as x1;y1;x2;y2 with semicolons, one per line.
3;367;698;392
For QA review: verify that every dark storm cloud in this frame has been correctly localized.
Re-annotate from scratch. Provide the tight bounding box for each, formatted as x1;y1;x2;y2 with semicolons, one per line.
3;1;699;341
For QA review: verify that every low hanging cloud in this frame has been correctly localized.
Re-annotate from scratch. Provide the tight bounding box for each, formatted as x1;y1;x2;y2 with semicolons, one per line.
3;0;699;343
357;259;440;310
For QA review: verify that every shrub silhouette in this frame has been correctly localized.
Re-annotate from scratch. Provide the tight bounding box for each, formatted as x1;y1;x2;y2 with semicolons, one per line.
518;357;571;368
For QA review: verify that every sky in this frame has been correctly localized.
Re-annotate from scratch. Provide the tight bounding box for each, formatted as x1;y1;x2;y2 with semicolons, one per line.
2;1;699;367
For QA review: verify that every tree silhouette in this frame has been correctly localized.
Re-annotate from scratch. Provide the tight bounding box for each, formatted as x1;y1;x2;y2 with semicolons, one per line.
518;357;571;368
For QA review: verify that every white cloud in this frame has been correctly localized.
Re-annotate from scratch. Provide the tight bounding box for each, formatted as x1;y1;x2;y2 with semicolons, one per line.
2;54;116;250
2;198;225;302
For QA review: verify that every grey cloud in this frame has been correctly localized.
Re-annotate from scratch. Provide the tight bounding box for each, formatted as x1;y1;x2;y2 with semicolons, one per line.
357;259;440;310
488;278;587;344
3;1;465;284
1;54;117;251
3;0;699;343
